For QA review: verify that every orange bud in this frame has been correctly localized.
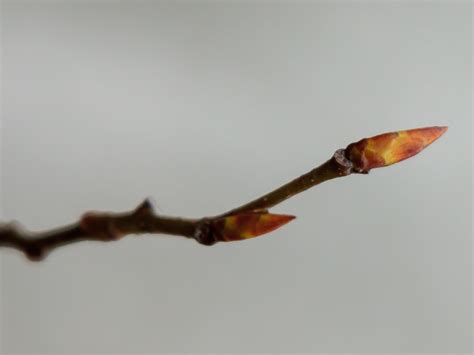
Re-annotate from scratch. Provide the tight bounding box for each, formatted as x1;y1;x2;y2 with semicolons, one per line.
345;126;447;173
212;212;295;242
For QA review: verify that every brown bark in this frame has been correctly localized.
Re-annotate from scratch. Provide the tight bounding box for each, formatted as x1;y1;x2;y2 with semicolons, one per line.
0;149;353;261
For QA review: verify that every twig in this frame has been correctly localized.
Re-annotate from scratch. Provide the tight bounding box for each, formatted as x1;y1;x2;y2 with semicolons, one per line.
0;127;447;261
221;149;352;216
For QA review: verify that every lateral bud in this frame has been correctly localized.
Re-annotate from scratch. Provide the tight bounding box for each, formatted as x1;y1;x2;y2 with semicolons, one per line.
211;211;296;242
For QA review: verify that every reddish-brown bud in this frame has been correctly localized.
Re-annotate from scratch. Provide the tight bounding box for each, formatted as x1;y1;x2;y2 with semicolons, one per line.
212;212;295;242
345;126;447;173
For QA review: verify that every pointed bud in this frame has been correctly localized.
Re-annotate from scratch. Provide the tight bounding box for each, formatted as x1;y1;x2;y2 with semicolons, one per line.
212;212;295;242
345;126;447;173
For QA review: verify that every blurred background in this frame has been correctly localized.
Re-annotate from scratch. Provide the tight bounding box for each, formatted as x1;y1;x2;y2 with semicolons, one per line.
1;1;472;353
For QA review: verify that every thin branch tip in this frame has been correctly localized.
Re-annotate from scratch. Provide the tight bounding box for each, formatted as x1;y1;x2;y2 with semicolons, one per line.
0;126;447;261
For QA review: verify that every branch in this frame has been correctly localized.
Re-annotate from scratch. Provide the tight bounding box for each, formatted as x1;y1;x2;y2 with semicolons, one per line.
0;126;447;261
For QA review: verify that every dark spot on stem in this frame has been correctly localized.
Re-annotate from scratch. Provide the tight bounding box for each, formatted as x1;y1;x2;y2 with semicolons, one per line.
193;219;218;246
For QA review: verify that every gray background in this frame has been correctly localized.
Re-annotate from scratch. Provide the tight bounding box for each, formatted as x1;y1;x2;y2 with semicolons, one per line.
1;1;472;353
